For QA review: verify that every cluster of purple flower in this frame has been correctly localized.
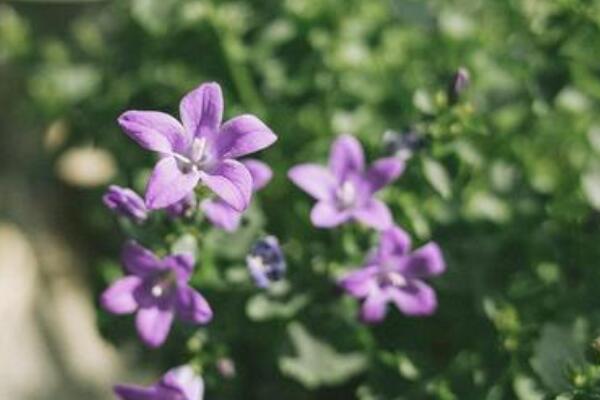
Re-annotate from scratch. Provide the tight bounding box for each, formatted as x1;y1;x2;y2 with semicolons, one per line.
102;81;446;399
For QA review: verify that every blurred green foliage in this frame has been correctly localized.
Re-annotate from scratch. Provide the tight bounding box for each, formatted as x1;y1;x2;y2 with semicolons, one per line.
3;0;600;398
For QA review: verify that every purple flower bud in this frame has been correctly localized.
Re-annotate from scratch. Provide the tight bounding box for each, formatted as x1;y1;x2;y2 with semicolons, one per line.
448;67;470;104
165;193;197;219
103;185;148;223
114;364;204;400
246;236;286;288
216;357;236;379
383;129;426;160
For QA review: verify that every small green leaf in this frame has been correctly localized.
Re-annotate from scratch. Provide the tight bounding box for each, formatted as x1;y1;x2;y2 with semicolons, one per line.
422;157;451;199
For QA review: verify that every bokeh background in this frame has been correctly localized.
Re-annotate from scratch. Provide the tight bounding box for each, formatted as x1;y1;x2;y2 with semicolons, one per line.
2;0;600;399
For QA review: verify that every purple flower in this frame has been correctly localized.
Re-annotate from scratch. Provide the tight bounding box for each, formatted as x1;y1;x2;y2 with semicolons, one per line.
103;185;148;223
118;82;277;211
114;364;203;400
246;235;286;288
100;241;213;347
339;226;445;323
201;158;273;231
288;134;404;230
165;192;197;219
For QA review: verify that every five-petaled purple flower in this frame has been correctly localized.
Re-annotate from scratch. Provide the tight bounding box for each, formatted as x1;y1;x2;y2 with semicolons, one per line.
101;241;213;347
103;185;148;223
201;158;273;231
288;134;404;230
339;226;445;323
115;364;203;400
118;82;277;211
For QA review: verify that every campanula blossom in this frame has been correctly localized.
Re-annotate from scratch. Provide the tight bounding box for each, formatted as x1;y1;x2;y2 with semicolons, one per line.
201;158;273;231
288;134;404;230
246;235;286;288
114;365;204;400
103;185;148;223
339;226;445;323
101;241;213;347
118;82;277;211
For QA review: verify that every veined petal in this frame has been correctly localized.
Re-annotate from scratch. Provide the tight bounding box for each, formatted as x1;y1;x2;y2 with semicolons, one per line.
353;198;393;230
390;281;437;316
366;157;405;193
163;253;195;283
378;226;411;259
338;265;378;298
200;159;252;212
401;242;445;278
145;157;201;210
114;385;161;400
180;82;223;140
122;241;163;277
288;164;336;200
135;306;175;348
310;201;351;228
175;286;213;324
100;276;141;315
201;198;243;232
329;134;365;181
360;288;389;323
118;111;187;154
217;115;277;158
242;159;273;191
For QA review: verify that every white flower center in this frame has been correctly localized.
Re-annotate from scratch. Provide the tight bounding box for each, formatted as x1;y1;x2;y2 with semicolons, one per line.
173;137;212;173
150;271;177;299
336;181;356;209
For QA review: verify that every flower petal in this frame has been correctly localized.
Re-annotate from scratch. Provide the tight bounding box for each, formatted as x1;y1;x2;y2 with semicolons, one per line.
288;164;336;200
378;226;411;259
122;241;163;277
118;111;187;154
390;281;437;316
100;276;141;314
135;306;175;348
338;266;378;298
180;82;223;139
366;157;405;193
401;242;445;278
353;198;393;230
329;134;365;181
360;288;389;323
200;159;252;212
310;201;351;228
145;157;201;210
242;159;273;191
163;253;195;283
114;384;160;400
201;198;242;232
161;366;204;400
175;286;213;324
217;115;277;158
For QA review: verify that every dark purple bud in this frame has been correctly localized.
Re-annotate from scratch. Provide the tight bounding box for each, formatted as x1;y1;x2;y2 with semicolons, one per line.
448;67;470;104
165;193;197;219
103;185;148;223
246;235;286;288
382;129;426;160
216;358;236;379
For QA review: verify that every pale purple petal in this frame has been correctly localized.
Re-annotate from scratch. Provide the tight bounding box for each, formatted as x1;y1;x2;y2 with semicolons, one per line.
338;266;378;298
366;157;405;193
310;201;351;228
175;286;213;324
200;159;252;212
145;157;201;210
217;115;277;158
352;198;393;230
390;280;437;316
122;241;163;277
118;111;187;154
135;306;175;348
201;198;242;232
360;288;389;323
378;226;411;258
242;159;273;191
180;82;223;140
329;135;365;181
100;276;141;314
161;366;204;400
162;253;195;283
288;164;336;200
114;385;160;400
400;242;445;278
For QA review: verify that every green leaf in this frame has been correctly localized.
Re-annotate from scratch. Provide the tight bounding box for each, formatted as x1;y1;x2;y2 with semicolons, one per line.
246;293;308;321
422;157;451;199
